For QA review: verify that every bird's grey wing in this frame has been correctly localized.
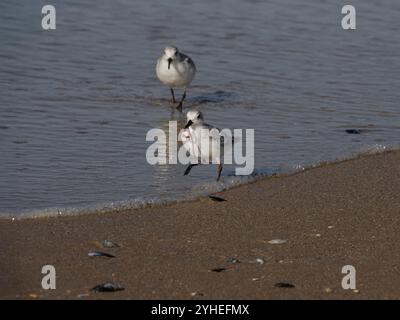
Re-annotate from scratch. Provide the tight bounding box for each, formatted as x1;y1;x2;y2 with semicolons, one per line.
181;53;196;71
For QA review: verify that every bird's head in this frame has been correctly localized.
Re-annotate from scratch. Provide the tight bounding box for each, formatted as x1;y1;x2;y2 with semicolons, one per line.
164;46;178;69
184;110;204;129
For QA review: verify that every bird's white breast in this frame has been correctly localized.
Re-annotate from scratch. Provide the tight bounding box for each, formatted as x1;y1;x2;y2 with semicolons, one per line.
189;123;224;163
156;57;196;88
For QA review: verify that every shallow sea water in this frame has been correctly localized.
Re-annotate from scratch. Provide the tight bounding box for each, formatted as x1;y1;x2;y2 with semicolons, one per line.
0;0;400;217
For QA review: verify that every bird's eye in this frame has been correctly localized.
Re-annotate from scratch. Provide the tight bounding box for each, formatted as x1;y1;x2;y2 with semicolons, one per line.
197;115;201;119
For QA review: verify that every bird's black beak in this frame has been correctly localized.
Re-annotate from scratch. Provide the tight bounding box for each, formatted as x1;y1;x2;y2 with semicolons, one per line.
168;58;172;70
184;120;193;129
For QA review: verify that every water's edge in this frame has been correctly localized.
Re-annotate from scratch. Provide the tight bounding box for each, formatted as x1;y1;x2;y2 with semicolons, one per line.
2;144;397;221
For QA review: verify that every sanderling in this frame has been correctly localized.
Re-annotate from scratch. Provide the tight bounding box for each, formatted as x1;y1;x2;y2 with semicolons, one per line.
180;110;231;181
156;46;196;111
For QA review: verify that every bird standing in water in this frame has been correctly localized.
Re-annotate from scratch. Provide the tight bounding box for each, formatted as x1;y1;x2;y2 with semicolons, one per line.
156;46;196;111
180;110;232;181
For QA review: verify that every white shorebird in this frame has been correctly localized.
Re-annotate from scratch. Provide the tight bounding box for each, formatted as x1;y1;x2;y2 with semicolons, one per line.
156;46;196;111
180;110;232;181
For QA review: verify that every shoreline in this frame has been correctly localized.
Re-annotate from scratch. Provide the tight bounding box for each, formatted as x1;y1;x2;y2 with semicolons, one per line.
0;146;394;221
1;150;400;299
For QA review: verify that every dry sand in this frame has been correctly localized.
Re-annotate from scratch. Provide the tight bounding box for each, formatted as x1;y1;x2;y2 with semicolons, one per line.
1;150;400;299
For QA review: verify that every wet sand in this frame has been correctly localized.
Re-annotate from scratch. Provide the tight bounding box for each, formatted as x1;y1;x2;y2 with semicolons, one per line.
1;150;400;299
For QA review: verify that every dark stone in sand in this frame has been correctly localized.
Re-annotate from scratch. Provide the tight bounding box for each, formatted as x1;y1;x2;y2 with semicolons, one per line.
211;268;227;272
274;282;295;288
209;195;227;202
88;251;115;258
91;283;124;292
345;129;361;134
191;292;204;297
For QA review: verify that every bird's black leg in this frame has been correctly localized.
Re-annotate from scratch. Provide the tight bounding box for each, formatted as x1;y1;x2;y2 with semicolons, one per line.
170;88;176;104
216;163;223;181
184;163;198;176
177;90;186;112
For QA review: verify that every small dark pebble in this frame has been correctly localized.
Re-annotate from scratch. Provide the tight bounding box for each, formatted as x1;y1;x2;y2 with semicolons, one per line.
209;195;226;202
274;282;295;288
88;251;115;258
211;268;227;273
191;292;205;297
345;129;361;134
91;283;124;292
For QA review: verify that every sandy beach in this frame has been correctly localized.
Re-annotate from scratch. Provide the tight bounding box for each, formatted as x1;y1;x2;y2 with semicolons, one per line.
1;150;400;299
